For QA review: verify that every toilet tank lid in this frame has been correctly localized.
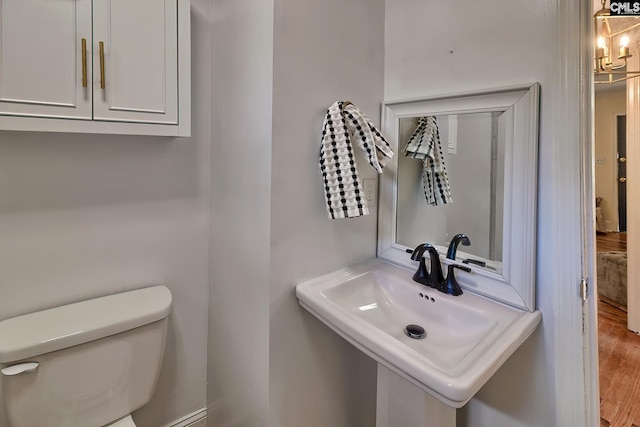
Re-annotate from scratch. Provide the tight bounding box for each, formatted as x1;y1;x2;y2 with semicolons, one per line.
0;286;172;364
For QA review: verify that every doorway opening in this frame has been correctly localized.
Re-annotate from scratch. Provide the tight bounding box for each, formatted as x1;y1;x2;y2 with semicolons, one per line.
593;42;637;427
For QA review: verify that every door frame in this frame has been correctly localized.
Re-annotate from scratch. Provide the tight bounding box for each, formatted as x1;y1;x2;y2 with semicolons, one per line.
626;56;640;332
554;0;599;425
578;0;600;425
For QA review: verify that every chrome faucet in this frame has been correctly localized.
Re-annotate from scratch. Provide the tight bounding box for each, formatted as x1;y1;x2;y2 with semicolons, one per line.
446;234;471;260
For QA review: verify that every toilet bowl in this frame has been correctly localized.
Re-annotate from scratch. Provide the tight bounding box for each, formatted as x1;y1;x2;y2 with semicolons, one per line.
0;286;172;427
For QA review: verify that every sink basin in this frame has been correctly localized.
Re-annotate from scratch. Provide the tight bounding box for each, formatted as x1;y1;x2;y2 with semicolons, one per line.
296;258;541;407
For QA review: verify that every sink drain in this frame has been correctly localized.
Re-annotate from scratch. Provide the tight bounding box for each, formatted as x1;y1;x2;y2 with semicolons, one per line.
405;324;426;339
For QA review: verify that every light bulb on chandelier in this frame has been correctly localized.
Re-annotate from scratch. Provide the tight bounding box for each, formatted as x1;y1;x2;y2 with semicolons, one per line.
593;0;640;84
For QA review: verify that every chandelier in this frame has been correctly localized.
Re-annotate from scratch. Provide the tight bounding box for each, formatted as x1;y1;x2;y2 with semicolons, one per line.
594;0;640;84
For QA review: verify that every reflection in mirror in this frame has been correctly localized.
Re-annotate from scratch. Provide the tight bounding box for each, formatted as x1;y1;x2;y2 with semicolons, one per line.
396;113;505;271
378;84;540;312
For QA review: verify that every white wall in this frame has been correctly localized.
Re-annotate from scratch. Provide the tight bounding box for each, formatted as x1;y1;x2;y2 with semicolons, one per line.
0;2;211;426
594;88;626;231
386;1;558;426
268;0;385;424
207;0;273;425
207;0;384;424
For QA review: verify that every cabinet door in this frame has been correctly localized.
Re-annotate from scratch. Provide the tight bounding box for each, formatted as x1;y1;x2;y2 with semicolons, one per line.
92;0;178;124
0;0;92;119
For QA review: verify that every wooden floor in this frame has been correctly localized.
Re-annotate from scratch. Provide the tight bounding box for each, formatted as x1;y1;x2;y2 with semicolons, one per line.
597;232;627;253
599;299;640;427
597;232;635;427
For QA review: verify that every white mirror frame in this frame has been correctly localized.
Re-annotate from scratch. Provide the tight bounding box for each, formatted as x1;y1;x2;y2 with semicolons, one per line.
378;83;540;312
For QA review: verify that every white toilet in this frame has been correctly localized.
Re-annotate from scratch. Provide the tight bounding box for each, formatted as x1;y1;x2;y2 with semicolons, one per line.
0;286;172;427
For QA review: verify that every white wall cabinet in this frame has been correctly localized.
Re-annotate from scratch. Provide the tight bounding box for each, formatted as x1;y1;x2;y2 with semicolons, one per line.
92;0;178;124
0;0;93;120
0;0;190;136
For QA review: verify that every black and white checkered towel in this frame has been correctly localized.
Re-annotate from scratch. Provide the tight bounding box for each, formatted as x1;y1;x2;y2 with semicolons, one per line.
319;101;394;219
404;116;453;206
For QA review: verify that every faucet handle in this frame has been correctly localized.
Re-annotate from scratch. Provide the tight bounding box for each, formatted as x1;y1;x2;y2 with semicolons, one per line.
442;264;472;296
462;258;486;267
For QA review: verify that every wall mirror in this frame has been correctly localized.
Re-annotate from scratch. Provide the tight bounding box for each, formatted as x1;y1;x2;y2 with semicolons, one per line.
378;84;540;312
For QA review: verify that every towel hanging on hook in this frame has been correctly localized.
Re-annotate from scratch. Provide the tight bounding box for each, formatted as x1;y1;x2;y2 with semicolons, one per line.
404;116;453;206
319;101;394;219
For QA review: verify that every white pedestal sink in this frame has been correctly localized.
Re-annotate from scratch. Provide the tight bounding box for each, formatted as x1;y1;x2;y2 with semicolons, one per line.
296;258;541;425
377;364;455;427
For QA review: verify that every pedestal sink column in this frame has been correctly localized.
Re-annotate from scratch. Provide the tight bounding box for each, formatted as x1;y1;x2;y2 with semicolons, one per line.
376;364;456;427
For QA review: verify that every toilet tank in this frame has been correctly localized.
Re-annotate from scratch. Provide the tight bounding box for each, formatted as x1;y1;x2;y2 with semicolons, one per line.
0;286;172;427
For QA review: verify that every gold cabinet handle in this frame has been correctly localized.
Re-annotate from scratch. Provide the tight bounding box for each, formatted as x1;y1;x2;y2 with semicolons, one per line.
99;41;105;89
620;157;627;163
619;177;627;183
81;38;87;87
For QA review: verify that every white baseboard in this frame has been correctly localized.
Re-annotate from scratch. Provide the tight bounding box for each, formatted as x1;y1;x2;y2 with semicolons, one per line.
167;408;207;427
